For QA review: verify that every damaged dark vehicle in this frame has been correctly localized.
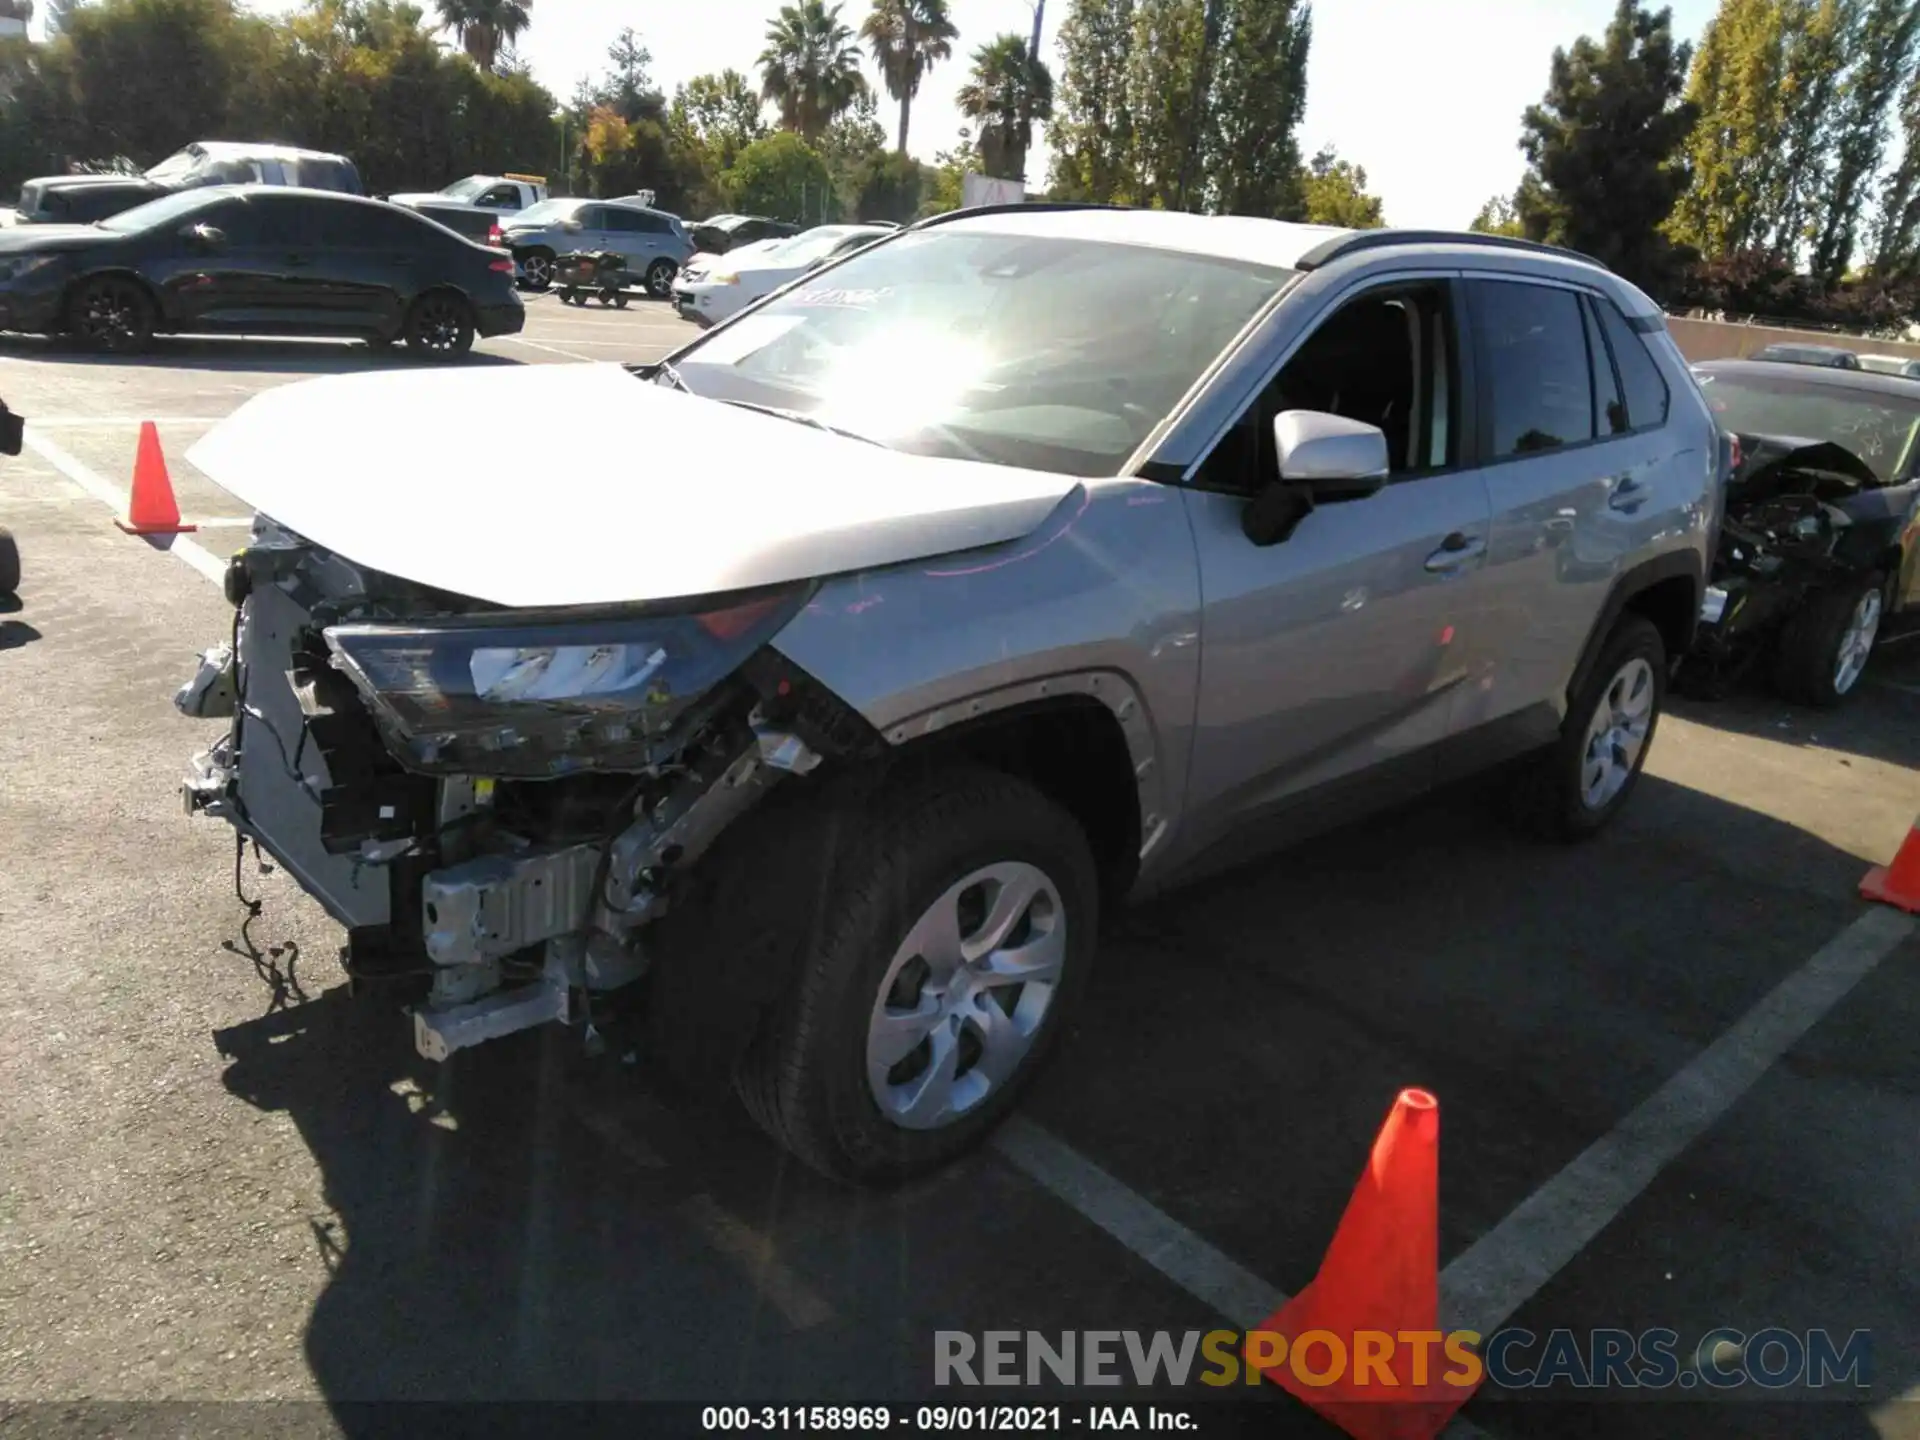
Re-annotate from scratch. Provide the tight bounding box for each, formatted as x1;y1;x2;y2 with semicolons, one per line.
1688;359;1920;705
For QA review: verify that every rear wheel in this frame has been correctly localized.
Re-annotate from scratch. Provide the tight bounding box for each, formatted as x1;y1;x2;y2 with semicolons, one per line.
1775;571;1884;707
736;767;1098;1186
1511;614;1666;841
518;248;555;291
645;259;677;298
66;275;154;354
0;527;18;596
404;291;474;360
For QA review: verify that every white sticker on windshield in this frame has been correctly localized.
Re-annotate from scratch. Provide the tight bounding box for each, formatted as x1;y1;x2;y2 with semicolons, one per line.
690;313;806;366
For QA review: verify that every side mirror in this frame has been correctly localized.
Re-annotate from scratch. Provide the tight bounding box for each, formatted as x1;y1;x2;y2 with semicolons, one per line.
181;222;226;250
558;219;583;233
1242;411;1390;547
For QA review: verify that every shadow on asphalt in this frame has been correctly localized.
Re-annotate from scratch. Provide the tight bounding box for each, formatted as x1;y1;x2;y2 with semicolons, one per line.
0;335;523;373
208;769;1906;1435
1670;649;1920;774
0;618;39;649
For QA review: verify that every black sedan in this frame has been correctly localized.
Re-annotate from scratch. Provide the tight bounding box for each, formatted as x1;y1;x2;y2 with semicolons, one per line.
0;185;524;358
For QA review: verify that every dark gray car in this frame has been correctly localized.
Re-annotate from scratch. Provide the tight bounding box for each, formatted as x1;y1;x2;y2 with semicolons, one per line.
177;211;1718;1185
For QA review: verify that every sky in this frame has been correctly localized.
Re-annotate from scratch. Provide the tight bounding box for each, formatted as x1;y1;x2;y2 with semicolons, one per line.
56;0;1724;228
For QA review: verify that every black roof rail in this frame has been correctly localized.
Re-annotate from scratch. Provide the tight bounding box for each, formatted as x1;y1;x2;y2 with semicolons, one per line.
1294;229;1610;273
910;200;1130;230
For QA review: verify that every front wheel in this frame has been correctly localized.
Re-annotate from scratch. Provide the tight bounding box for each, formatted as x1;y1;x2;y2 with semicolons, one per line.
1511;614;1667;841
404;291;474;360
1776;571;1884;707
0;526;18;596
736;767;1098;1186
66;276;154;354
645;259;678;298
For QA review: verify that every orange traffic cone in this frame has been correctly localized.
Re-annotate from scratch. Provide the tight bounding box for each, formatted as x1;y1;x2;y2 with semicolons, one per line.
1862;813;1920;912
1246;1089;1478;1440
115;421;195;536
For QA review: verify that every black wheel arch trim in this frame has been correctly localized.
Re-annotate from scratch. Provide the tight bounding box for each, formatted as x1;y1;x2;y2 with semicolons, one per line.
1566;550;1704;707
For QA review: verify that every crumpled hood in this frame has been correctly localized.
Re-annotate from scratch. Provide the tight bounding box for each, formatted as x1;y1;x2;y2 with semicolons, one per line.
185;363;1083;609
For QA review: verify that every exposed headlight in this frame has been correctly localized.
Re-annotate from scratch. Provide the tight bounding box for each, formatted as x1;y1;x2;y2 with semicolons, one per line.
0;253;59;283
1700;585;1729;624
323;584;812;776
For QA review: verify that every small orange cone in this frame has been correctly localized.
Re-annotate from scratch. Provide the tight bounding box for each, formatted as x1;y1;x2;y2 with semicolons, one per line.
115;421;195;536
1246;1089;1478;1440
1862;813;1920;912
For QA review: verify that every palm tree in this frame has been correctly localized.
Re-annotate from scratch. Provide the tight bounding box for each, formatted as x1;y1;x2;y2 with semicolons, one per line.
860;0;958;156
758;0;868;144
434;0;531;71
955;33;1053;183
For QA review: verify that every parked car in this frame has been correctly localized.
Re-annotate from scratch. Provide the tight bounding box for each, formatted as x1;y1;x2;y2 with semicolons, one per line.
15;142;362;225
687;213;800;256
0;185;523;358
386;173;546;215
176;211;1715;1185
1687;359;1920;704
500;198;693;294
671;223;897;326
1856;352;1920;379
1749;341;1861;369
392;200;503;246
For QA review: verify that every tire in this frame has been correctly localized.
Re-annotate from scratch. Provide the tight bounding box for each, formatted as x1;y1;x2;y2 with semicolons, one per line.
614;292;630;310
403;290;474;360
518;248;555;292
0;527;18;596
1774;571;1885;708
735;766;1099;1186
1511;614;1667;841
645;259;677;298
65;275;154;355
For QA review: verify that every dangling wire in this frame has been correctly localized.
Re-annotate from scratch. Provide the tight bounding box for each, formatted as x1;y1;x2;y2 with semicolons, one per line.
222;833;306;1012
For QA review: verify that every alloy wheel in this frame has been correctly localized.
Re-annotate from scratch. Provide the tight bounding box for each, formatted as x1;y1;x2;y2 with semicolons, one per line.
1580;656;1656;810
866;861;1066;1131
521;253;553;289
1833;588;1882;695
412;298;464;355
74;280;146;351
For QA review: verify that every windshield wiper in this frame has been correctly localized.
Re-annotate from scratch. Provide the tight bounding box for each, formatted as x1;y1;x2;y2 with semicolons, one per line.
716;399;882;446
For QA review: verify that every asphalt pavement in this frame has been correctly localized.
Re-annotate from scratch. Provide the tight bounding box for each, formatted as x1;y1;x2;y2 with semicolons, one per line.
1;295;1917;1439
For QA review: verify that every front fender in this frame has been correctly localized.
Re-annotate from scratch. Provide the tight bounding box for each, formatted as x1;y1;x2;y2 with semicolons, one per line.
767;478;1204;881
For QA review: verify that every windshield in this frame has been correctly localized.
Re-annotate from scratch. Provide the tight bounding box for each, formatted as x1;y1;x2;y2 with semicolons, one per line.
142;146;204;184
511;198;581;226
670;229;1286;477
1699;370;1920;482
95;187;230;233
438;176;492;201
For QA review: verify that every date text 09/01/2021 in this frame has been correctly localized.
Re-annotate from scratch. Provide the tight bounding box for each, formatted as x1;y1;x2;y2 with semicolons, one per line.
701;1405;1197;1432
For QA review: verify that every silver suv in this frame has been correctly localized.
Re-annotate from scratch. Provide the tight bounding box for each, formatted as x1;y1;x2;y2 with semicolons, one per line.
177;206;1719;1185
500;197;693;295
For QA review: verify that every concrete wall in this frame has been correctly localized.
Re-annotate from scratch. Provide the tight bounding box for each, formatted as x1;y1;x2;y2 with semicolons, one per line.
1666;314;1920;364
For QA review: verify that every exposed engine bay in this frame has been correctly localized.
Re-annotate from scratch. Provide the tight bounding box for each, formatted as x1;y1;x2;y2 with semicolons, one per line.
178;518;879;1061
1686;436;1913;693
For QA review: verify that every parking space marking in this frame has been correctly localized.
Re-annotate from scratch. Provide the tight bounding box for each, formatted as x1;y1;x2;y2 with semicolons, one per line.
678;1193;837;1331
1438;905;1915;1339
20;424;228;584
25;416;222;428
499;335;602;362
993;1117;1286;1330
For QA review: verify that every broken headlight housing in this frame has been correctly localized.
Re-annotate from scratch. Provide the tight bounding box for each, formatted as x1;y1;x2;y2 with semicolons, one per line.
324;584;812;776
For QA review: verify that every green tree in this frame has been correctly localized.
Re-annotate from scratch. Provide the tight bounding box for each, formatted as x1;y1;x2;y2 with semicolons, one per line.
1666;0;1791;258
1124;0;1205;205
957;30;1054;181
860;0;957;155
844;148;923;219
1047;0;1135;201
1808;0;1920;284
1470;193;1525;236
1298;144;1383;226
918;129;978;213
433;0;529;71
1872;58;1920;274
670;68;768;176
1515;0;1697;289
723;129;837;222
759;0;867;143
43;0;78;31
1205;0;1311;218
1766;0;1851;256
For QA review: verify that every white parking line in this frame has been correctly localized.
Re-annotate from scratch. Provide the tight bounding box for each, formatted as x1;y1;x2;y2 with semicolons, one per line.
25;416;223;428
19;425;229;584
1438;905;1914;1338
498;335;601;362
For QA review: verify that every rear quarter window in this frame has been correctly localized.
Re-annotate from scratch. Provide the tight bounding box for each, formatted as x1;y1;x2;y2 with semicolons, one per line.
1594;298;1671;430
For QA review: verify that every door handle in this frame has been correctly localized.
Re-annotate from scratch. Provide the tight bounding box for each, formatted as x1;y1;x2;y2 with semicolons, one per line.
1609;475;1647;512
1425;532;1486;573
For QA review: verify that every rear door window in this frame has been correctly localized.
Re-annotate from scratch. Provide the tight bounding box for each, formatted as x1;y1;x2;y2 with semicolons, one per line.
1471;280;1597;456
1592;297;1672;431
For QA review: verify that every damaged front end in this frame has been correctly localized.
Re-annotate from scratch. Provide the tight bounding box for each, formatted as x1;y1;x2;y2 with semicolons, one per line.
178;518;876;1060
1687;437;1904;691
